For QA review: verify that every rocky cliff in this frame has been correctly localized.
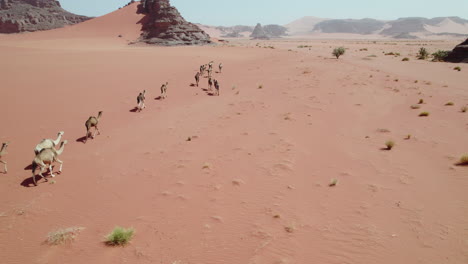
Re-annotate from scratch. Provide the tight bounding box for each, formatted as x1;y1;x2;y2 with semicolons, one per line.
445;38;468;63
0;0;90;33
138;0;211;45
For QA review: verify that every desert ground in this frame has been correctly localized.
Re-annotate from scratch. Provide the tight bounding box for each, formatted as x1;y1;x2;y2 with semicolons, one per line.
0;3;467;264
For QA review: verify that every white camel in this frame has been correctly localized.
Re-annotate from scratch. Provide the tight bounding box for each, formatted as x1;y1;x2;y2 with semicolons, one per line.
32;140;68;186
0;142;9;174
34;131;64;154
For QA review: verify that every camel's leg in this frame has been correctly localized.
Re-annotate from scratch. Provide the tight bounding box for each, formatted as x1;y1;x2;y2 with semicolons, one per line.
84;129;89;143
0;160;7;173
56;159;63;173
49;164;56;177
38;163;48;182
93;126;100;138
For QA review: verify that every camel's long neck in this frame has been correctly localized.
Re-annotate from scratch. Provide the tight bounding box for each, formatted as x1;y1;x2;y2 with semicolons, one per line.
56;144;66;155
53;134;62;146
97;113;102;121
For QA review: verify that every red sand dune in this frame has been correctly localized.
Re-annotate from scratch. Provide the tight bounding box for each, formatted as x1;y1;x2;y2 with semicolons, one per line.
0;3;467;264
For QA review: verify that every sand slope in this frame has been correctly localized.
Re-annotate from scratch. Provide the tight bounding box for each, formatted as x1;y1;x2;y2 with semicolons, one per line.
0;5;467;264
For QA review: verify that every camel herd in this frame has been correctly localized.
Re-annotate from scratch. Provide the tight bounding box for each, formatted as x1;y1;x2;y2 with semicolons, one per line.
0;61;224;186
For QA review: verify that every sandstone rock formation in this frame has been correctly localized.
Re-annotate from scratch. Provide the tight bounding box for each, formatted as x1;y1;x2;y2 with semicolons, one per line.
445;38;468;63
0;0;90;33
137;0;211;46
250;23;270;39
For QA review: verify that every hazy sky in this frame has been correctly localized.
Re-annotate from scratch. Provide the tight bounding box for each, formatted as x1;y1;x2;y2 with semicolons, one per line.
60;0;468;26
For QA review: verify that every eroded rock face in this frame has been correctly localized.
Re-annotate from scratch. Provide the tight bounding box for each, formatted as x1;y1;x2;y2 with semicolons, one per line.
250;23;270;39
0;0;90;33
138;0;211;46
445;38;468;63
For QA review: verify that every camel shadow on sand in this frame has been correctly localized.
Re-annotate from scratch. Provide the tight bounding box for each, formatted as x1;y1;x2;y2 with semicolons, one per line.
76;136;87;143
130;107;140;113
21;171;57;187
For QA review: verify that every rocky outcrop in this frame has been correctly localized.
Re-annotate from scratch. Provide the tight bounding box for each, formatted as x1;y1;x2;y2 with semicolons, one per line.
137;0;211;46
445;38;468;63
0;0;90;33
250;23;269;39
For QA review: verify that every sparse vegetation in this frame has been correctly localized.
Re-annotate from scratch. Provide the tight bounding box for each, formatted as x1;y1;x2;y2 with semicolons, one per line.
332;47;346;59
258;84;263;89
297;45;312;48
418;99;424;104
385;140;395;150
411;105;421;109
432;50;450;62
105;227;134;246
359;48;368;51
461;106;467;113
329;179;338;187
457;155;468;166
454;66;461;71
419;111;430;117
417;47;429;60
402;57;410;61
46;227;84;245
445;102;454;106
405;134;411;140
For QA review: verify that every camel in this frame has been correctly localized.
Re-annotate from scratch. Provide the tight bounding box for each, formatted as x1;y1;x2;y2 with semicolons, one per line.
0;142;9;174
137;90;146;111
219;63;223;73
31;140;68;186
208;77;213;90
84;111;103;143
195;72;200;87
208;61;213;71
214;79;220;96
160;82;168;99
199;65;205;76
207;68;212;78
34;131;64;154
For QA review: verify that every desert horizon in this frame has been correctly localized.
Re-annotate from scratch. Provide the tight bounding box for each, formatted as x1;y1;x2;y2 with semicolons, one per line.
0;1;467;264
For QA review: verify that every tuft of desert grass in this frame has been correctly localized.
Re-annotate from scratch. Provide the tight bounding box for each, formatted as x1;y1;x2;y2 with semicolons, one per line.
418;99;424;104
46;227;84;245
456;155;468;166
405;134;411;140
454;66;461;71
461;106;467;113
258;84;263;89
411;105;421;109
419;112;430;117
385;140;395;150
329;179;338;187
105;227;134;246
445;102;454;106
402;57;409;61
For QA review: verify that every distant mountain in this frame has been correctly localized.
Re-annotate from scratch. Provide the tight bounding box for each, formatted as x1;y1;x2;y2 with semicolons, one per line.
285;16;329;35
0;0;90;33
286;16;468;38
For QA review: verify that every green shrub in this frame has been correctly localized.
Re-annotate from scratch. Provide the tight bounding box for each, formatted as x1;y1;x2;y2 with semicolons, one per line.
385;141;395;150
432;50;450;61
457;155;468;166
445;102;454;106
402;57;410;61
105;227;134;246
418;99;424;104
454;66;461;71
332;47;346;59
419;112;430;117
417;47;429;60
